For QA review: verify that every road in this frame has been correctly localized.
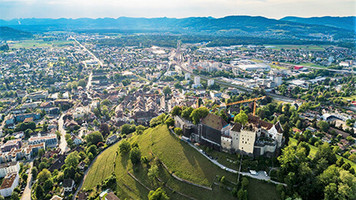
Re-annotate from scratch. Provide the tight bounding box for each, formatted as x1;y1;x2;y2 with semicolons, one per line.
21;161;33;200
58;114;69;153
70;36;103;67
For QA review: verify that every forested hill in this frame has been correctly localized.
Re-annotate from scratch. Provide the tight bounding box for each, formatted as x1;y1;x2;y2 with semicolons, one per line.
0;16;354;40
280;16;356;32
0;26;33;40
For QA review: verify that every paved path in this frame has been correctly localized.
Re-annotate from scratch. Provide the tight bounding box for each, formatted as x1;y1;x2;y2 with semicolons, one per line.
58;114;69;153
21;161;33;200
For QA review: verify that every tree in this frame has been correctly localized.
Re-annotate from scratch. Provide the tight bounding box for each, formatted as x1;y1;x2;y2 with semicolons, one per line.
181;107;194;121
234;110;248;125
43;179;53;192
190;107;209;124
99;123;110;137
31;167;38;179
174;127;183;135
11;191;19;200
136;125;146;135
119;140;131;154
130;147;141;165
163;86;172;96
241;177;249;189
85;131;104;145
78;79;86;87
165;117;174;127
148;187;169;200
65;151;80;168
121;124;134;135
314;143;336;165
86;145;97;156
37;169;51;183
171;106;182;116
317;121;329;132
148;165;159;181
35;185;44;200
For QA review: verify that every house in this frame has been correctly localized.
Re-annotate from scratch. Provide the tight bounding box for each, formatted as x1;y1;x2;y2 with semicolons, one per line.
50;195;63;200
174;115;195;137
28;134;58;149
78;161;86;171
197;113;232;150
106;134;119;145
0;162;20;178
0;172;19;197
1;139;22;152
71;135;83;145
105;192;120;200
63;179;74;192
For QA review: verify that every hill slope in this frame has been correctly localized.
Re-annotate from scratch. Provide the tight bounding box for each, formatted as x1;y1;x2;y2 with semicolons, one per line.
82;125;280;200
281;16;356;31
0;26;33;40
0;16;354;40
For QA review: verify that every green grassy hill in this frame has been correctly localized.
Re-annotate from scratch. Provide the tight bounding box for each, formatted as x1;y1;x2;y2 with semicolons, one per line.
82;125;280;200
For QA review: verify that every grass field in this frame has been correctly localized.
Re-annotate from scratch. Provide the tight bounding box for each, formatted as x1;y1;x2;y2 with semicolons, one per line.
8;39;73;48
83;125;280;200
289;138;356;169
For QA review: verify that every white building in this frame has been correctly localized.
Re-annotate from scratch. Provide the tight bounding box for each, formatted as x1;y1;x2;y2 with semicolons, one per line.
238;129;256;154
0;172;19;197
185;73;191;80
194;76;201;85
0;162;20;178
63;179;74;192
208;79;215;87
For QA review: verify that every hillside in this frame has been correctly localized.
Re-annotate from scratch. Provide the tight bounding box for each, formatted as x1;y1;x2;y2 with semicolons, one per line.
0;26;33;40
0;16;354;40
281;16;356;31
81;125;280;200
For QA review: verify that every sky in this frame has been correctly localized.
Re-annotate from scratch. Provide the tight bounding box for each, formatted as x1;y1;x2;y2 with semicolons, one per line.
0;0;355;20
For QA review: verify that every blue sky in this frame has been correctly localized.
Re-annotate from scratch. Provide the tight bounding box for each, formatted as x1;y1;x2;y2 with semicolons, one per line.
0;0;355;19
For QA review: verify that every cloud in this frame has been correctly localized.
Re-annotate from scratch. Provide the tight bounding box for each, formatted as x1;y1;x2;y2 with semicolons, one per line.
0;0;354;19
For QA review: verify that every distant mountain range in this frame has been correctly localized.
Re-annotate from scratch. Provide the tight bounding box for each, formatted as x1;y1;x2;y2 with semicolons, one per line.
280;16;356;31
0;16;354;41
0;26;33;40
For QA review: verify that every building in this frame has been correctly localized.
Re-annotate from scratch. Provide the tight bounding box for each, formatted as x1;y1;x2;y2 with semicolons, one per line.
208;79;215;87
238;129;256;155
28;134;58;149
106;134;119;145
174;116;195;137
1;139;22;153
0;172;19;197
196;113;232;150
177;112;284;157
50;195;63;200
194;76;201;85
185;73;191;80
105;192;120;200
0;162;20;178
63;179;74;192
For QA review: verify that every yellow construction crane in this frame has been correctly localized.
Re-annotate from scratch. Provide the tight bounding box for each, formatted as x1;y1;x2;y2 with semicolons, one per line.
219;96;266;116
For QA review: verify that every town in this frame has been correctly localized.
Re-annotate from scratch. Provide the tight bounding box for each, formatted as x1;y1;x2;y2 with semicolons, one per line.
0;31;355;200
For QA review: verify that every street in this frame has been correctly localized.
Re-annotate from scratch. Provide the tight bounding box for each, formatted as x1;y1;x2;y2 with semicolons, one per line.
21;161;33;200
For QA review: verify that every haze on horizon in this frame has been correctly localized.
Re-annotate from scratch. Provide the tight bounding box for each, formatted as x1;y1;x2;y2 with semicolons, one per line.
0;0;355;20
